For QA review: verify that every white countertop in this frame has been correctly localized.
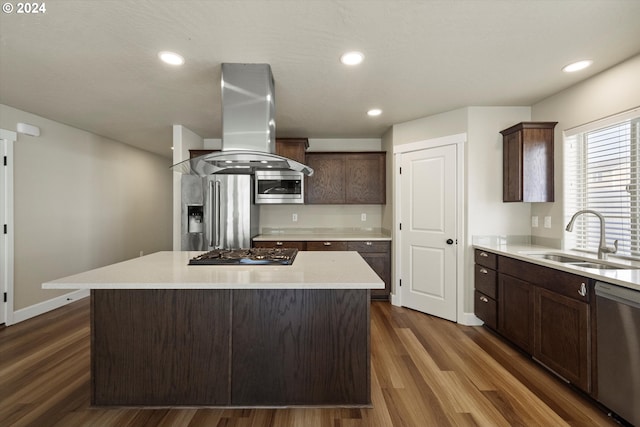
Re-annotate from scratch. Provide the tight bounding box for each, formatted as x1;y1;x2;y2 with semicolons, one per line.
473;241;640;292
42;251;385;290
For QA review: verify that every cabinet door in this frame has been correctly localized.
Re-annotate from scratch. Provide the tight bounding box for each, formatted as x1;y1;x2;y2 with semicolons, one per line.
276;138;308;164
501;122;556;202
305;152;386;204
346;153;386;204
498;273;534;353
189;149;218;159
534;286;590;392
305;154;346;204
502;131;523;202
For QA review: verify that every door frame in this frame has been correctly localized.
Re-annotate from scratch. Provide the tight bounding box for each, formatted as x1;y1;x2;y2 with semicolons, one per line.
392;133;466;323
0;128;16;326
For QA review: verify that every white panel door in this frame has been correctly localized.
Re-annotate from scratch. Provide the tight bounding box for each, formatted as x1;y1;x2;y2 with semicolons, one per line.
400;144;457;321
0;139;6;324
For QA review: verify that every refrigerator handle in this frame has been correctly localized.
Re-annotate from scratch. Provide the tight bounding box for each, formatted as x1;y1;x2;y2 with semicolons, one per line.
209;180;216;248
209;181;220;249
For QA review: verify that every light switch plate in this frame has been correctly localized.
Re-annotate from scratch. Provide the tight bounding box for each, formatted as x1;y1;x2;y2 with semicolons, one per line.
292;213;298;222
544;216;552;228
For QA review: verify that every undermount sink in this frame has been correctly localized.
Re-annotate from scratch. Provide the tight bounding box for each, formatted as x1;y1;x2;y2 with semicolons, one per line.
568;262;628;270
528;253;585;263
525;252;637;270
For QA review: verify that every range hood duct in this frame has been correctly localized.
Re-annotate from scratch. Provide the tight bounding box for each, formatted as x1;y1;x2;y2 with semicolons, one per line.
172;63;313;176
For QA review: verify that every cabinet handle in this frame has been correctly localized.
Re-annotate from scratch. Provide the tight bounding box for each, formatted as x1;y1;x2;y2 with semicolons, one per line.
366;241;373;246
479;296;489;303
578;283;587;297
479;268;488;274
479;252;489;257
276;241;283;246
323;242;332;246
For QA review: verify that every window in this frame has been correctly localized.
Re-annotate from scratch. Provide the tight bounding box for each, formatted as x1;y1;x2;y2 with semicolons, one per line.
564;109;640;257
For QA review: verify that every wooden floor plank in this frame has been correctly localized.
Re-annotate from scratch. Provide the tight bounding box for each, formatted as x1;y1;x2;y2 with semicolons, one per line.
0;298;617;427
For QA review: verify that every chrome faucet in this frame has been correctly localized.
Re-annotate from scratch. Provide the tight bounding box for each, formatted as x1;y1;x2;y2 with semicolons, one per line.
565;209;618;260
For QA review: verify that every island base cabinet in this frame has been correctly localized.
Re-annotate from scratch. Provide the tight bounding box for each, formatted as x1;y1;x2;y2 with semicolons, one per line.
231;289;371;405
91;289;231;406
91;288;371;407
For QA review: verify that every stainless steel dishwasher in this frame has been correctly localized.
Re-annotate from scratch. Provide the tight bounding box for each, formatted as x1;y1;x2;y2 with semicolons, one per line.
595;281;640;426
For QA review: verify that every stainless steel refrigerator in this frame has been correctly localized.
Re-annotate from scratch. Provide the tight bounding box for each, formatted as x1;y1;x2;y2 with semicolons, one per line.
181;174;259;251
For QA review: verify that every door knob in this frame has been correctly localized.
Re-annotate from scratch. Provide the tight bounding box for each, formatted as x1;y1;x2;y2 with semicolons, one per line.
446;239;454;245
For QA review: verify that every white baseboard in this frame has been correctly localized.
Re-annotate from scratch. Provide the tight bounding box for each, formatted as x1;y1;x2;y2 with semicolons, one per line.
388;294;483;327
390;293;401;307
10;289;90;325
458;312;483;326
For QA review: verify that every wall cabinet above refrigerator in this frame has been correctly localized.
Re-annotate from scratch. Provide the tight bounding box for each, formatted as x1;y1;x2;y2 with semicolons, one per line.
275;138;308;164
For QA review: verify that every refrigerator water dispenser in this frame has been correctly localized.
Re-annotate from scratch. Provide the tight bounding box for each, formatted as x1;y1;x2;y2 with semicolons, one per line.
187;205;203;233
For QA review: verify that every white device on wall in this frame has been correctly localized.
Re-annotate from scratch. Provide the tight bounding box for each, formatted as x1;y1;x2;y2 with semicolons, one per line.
16;122;40;137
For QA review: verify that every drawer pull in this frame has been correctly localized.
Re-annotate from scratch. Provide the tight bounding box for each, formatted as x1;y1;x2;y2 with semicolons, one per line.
479;296;489;303
276;241;283;246
323;242;332;246
479;268;488;274
479;252;489;257
578;283;587;297
366;241;373;246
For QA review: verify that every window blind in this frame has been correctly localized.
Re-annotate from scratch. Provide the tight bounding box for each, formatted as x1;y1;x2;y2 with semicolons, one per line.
564;115;640;257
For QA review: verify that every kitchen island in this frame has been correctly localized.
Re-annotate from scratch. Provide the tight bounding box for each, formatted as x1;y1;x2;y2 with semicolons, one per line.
43;251;383;407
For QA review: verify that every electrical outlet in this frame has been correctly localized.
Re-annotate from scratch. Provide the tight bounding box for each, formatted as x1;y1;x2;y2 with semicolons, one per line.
361;213;367;222
532;216;539;228
292;213;298;222
544;216;552;228
139;250;144;257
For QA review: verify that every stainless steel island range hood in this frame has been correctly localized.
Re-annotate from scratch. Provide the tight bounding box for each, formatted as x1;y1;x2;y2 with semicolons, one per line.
172;63;313;176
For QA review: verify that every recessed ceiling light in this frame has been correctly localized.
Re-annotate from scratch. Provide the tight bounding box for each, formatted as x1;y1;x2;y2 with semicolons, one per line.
158;51;185;66
367;109;382;117
340;51;364;66
562;60;593;73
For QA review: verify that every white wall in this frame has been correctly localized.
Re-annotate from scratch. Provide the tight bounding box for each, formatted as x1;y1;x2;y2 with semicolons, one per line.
392;107;468;145
1;104;172;313
464;107;532;311
531;54;640;242
390;106;533;314
466;107;532;237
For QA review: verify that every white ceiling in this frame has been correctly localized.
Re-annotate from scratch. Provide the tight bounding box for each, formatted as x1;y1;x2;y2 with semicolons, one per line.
1;1;640;158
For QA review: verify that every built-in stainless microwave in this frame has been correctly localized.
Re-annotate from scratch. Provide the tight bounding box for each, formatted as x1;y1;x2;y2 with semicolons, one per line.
254;170;304;204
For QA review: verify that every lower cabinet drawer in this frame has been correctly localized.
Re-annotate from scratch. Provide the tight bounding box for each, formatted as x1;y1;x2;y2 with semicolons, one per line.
253;241;307;251
307;241;348;251
347;241;390;253
475;265;497;298
475;290;497;330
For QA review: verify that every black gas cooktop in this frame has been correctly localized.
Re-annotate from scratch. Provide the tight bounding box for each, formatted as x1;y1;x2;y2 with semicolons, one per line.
188;248;298;265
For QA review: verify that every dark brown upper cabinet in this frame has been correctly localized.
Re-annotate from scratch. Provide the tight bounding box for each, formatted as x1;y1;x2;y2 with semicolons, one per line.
305;152;386;204
500;122;557;202
275;138;308;164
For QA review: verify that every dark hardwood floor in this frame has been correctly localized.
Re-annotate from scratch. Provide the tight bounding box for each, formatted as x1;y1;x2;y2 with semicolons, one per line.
0;298;616;426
